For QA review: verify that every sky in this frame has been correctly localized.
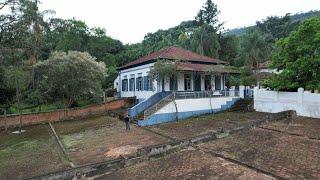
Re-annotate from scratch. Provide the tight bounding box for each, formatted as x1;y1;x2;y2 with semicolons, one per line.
39;0;319;44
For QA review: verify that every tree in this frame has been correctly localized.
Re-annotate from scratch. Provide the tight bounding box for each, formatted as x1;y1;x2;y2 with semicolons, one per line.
190;24;220;58
195;0;222;30
0;66;15;110
34;51;106;107
227;67;256;87
4;65;31;129
218;34;240;65
235;28;272;68
256;14;292;42
149;59;179;120
266;18;320;91
149;59;179;90
49;18;90;52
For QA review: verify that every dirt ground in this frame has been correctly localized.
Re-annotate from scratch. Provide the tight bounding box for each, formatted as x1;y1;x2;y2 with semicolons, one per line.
53;116;170;165
147;111;269;140
98;147;274;180
0;125;69;180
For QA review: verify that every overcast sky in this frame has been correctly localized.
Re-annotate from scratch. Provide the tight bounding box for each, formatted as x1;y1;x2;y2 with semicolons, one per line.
40;0;319;44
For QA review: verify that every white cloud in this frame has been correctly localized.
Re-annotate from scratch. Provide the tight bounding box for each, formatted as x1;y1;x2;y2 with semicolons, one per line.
39;0;319;43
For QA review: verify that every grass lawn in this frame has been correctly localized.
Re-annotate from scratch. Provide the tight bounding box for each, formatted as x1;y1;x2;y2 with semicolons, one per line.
0;125;69;179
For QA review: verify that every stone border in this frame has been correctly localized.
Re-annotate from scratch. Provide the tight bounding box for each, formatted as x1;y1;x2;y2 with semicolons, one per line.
29;111;294;180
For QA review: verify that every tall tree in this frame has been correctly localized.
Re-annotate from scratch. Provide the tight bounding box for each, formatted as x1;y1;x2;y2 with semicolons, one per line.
218;34;240;65
235;28;272;68
190;24;220;57
195;0;222;30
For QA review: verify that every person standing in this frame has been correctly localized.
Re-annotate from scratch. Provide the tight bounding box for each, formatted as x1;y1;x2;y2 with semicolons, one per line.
124;110;130;130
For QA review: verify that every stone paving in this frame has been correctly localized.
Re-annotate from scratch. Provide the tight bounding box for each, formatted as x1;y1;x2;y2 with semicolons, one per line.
260;116;320;139
98;147;274;180
1;111;320;179
198;128;320;179
96;114;320;180
147;111;269;140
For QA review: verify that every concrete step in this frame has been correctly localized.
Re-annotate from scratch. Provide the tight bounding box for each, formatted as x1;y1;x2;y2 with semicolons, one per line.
229;99;253;112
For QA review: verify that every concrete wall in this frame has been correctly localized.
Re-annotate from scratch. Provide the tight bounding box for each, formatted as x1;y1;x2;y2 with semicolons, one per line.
254;87;320;118
138;97;239;126
0;98;134;129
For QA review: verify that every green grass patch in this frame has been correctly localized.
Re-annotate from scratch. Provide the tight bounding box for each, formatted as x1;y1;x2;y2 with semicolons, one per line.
54;115;116;135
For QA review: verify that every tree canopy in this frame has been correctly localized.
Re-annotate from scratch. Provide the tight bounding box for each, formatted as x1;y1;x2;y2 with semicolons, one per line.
34;51;106;107
265;18;320;91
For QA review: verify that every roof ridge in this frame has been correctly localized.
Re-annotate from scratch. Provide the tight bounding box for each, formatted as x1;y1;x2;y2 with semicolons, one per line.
118;46;227;70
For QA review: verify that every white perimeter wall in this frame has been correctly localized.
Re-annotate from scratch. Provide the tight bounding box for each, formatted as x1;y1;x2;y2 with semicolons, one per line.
155;97;236;114
254;87;320;118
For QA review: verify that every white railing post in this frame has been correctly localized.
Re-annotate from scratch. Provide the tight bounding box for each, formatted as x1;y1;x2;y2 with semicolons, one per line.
239;85;245;99
298;87;304;104
230;86;235;97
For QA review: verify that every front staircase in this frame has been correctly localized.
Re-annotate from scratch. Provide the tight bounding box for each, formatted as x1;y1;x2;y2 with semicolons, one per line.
128;91;172;122
228;99;253;112
143;93;174;119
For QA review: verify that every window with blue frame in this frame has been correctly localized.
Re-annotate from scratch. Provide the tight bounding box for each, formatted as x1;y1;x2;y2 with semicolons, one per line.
129;77;135;91
122;79;128;91
136;76;143;91
143;76;153;91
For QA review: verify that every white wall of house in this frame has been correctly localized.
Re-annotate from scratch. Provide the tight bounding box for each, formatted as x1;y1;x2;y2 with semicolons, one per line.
116;63;227;100
118;63;157;100
254;87;320;118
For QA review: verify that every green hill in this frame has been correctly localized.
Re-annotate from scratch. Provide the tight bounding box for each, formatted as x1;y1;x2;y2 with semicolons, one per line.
225;10;320;36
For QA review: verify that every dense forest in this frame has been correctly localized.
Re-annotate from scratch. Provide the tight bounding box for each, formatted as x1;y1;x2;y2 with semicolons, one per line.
0;0;319;114
225;10;320;36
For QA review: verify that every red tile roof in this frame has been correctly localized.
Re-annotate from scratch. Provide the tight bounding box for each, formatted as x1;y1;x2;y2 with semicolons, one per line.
119;46;227;70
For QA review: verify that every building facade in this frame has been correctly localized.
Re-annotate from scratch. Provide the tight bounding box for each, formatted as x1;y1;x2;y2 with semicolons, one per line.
115;46;237;101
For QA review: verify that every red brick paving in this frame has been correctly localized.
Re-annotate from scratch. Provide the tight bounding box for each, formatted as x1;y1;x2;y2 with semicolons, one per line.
261;116;320;139
198;128;320;179
148;112;269;140
97;148;274;180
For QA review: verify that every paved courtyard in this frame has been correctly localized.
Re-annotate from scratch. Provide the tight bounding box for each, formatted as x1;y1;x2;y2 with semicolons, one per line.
0;111;319;179
99;147;274;180
53;116;169;165
147;111;270;140
96;112;320;180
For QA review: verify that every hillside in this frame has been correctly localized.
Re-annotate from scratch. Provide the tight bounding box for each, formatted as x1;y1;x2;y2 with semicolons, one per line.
225;10;320;36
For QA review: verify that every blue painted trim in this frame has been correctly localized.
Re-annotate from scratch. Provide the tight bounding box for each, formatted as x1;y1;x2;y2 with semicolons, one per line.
138;98;239;126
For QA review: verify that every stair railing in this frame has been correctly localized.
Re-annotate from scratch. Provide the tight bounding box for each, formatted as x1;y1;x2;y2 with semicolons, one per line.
128;91;172;118
143;93;174;119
